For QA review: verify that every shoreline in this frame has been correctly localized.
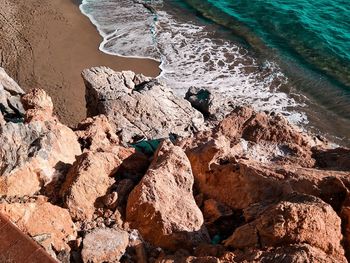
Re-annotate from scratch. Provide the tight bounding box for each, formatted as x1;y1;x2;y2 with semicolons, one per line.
78;0;161;63
0;0;160;125
77;0;350;146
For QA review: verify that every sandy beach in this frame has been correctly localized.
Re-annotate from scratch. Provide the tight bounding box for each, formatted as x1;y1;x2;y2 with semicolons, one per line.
0;0;160;125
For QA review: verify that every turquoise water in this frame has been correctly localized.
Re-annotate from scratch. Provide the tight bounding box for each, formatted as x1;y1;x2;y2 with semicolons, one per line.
184;0;350;88
179;0;350;143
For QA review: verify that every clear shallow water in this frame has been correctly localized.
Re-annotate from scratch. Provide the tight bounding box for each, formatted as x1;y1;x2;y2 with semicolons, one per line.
193;0;350;86
79;0;350;145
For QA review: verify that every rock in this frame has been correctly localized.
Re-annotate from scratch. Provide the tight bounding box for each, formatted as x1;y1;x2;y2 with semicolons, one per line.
133;73;152;86
81;228;129;263
60;147;135;221
75;115;119;152
0;198;76;254
313;147;350;171
21;88;54;122
126;140;209;250
233;244;346;263
181;106;319;169
156;255;220;263
114;179;135;207
1;67;349;262
185;87;224;118
224;194;345;260
185;156;350;211
101;179;136;211
0;90;81;197
340;193;350;260
82;67;204;144
127;229;148;263
221;107;320;166
202;199;233;223
0;111;4;124
101;191;119;210
156;243;347;262
0;67;25;122
194;244;226;258
218;107;310;146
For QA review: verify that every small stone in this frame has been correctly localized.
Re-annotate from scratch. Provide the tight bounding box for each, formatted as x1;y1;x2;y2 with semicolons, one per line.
81;228;129;263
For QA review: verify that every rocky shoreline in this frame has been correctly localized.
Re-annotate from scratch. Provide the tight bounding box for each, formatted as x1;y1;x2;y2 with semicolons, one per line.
1;66;350;262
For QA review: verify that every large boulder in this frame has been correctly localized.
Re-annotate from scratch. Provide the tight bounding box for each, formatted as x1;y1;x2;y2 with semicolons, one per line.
181;106;319;169
126;141;209;250
217;107;310;146
0;197;77;255
225;194;346;261
60;146;135;221
82;67;204;144
81;227;129;263
0;88;81;197
183;157;350;211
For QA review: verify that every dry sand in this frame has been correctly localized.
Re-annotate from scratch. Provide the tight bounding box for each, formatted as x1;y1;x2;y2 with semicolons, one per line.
0;0;160;125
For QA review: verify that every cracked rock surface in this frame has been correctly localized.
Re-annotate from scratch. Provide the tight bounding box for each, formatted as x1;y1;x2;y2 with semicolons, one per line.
82;67;205;144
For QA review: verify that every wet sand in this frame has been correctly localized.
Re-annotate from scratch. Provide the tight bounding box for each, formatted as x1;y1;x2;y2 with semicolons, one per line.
0;0;160;125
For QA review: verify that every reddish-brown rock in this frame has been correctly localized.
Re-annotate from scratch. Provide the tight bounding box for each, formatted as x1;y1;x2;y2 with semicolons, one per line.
340;193;350;260
60;147;135;221
186;158;350;211
156;255;220;263
0;198;76;255
225;194;345;260
156;243;347;263
75;115;120;152
126;140;209;250
218;107;310;146
181;106;323;176
21;88;54;122
81;227;129;263
233;244;346;263
0;89;81;197
156;247;221;263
